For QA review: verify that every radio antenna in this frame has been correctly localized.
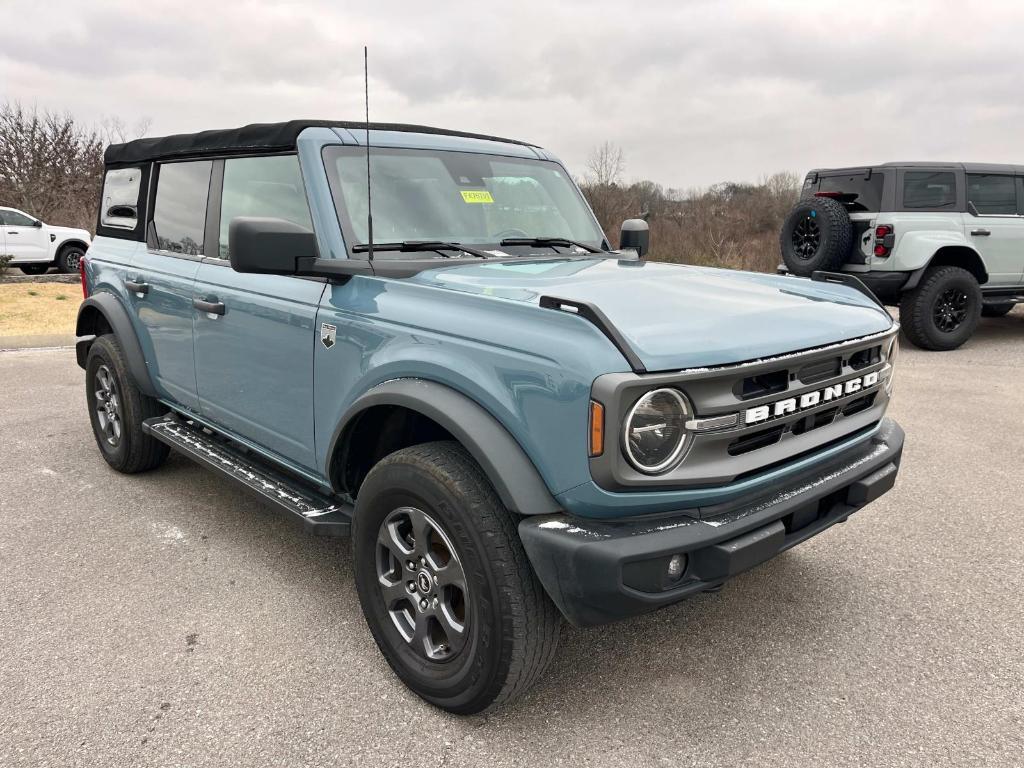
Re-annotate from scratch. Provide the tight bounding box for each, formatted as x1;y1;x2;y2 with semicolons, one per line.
364;45;374;262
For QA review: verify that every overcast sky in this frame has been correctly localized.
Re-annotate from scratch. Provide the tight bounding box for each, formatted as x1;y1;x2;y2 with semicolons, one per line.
3;0;1022;189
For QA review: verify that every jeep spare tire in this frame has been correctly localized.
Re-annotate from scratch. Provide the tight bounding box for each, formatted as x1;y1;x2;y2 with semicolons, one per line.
779;196;853;276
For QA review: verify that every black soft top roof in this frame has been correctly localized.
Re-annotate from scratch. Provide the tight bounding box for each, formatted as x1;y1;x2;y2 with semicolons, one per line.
104;120;537;165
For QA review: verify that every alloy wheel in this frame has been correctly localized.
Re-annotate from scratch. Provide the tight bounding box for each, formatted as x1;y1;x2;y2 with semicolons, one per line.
94;364;122;446
933;288;969;332
791;215;821;260
376;506;469;662
64;250;83;271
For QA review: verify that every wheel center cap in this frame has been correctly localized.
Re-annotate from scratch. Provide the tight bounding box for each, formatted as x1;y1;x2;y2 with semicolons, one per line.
416;570;433;594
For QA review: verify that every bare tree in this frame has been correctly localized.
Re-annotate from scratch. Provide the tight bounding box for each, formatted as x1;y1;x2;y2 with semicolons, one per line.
578;166;800;270
585;141;625;187
0;102;151;234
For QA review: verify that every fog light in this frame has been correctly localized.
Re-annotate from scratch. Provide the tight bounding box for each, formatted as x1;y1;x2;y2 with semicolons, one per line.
666;554;686;582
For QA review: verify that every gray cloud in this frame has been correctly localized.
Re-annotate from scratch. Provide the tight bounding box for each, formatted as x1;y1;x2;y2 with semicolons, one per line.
3;0;1022;188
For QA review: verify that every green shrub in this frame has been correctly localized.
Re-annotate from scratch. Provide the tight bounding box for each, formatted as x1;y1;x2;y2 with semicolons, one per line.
0;254;11;276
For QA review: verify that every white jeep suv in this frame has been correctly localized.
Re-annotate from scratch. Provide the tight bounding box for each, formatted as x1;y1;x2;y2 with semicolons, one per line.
780;163;1024;350
0;207;91;274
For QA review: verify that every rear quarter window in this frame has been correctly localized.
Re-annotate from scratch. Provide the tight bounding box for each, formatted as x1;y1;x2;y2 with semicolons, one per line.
100;168;142;229
902;171;957;210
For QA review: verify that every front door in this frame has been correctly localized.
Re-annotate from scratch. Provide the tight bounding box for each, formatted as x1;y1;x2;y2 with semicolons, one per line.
192;154;323;471
964;173;1024;286
127;160;212;411
0;209;48;263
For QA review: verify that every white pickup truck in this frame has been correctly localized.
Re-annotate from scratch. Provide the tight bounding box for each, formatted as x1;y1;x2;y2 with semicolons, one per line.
0;206;91;274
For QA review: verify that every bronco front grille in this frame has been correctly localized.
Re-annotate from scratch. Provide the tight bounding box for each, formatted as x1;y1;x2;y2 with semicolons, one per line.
588;327;898;492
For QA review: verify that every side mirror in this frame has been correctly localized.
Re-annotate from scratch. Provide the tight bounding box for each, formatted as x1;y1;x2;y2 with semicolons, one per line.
32;219;43;228
229;217;316;275
619;218;650;257
967;201;980;217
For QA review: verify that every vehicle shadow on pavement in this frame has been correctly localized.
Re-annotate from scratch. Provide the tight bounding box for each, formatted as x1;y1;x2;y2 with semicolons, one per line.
133;451;871;725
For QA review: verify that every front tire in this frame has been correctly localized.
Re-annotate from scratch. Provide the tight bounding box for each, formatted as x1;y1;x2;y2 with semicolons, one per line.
85;334;170;473
899;266;982;350
57;245;85;274
352;442;560;714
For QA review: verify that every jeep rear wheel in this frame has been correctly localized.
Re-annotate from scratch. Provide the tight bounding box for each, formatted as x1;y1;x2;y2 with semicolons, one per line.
779;196;853;276
899;266;982;350
85;334;170;473
981;301;1015;318
352;441;560;714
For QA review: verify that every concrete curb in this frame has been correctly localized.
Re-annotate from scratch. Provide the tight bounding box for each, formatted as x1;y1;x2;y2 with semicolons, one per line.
0;334;78;350
0;273;80;284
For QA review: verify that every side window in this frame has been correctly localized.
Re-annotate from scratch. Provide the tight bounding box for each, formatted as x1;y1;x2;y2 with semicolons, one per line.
1;209;36;226
218;155;312;259
903;171;956;210
152;161;212;255
967;174;1017;215
100;168;142;229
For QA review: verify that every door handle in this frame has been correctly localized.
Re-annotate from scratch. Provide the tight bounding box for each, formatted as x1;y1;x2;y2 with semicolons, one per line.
7;231;18;235
125;280;149;295
193;298;226;316
971;229;991;236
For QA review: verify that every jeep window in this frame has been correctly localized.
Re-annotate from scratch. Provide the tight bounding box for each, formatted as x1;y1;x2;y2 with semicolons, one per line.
811;173;884;212
0;209;36;226
100;168;142;229
152;160;212;255
902;171;956;209
324;146;604;256
218;155;313;259
967;173;1017;215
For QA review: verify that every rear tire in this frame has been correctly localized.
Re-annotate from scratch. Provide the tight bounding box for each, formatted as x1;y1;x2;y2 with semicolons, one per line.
85;334;170;473
352;441;560;714
19;264;49;275
779;196;853;276
899;266;982;351
981;301;1015;318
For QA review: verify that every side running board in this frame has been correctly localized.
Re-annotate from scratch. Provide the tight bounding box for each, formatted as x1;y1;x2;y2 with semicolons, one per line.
142;414;352;537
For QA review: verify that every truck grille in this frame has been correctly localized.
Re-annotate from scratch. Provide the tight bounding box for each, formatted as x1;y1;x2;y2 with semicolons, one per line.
589;328;898;492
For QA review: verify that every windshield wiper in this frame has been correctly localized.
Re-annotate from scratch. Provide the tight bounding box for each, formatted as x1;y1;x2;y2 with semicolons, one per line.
499;237;604;254
351;241;490;259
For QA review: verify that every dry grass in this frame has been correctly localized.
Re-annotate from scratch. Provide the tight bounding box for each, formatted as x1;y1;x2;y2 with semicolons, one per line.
0;284;80;336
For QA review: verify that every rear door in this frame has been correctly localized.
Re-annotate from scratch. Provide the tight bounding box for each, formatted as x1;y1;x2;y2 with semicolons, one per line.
964;173;1024;285
127;160;211;410
192;154;324;471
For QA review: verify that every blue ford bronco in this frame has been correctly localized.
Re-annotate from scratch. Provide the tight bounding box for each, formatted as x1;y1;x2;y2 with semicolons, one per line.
77;121;904;713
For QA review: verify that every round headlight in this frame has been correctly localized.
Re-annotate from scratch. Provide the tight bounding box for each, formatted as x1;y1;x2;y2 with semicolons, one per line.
886;335;899;395
622;388;691;474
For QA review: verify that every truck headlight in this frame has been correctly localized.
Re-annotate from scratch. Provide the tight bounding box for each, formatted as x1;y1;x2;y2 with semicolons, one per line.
885;335;898;395
622;388;691;474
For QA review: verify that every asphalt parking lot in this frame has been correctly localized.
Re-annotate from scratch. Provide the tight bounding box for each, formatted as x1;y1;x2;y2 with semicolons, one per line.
1;312;1023;767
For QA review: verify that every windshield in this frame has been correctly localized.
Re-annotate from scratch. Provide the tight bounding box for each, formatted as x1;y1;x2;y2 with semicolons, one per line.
324;146;605;256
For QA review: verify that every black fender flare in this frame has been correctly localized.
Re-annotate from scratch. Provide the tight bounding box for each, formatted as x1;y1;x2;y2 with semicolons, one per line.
75;292;157;397
328;379;561;516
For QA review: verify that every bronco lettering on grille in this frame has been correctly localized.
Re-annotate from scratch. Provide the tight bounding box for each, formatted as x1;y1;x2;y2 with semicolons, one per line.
744;371;880;425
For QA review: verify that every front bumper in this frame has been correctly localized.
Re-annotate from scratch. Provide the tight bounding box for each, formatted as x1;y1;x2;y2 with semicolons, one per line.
519;418;904;627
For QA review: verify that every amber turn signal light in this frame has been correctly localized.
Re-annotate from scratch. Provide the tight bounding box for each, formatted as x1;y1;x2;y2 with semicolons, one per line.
589;400;605;457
